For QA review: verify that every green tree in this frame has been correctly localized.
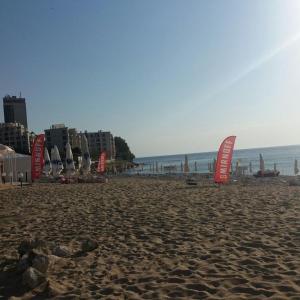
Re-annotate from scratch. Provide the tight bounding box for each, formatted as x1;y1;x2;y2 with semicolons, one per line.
114;137;135;162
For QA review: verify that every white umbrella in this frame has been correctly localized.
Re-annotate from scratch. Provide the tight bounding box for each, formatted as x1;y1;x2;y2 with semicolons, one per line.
249;161;252;174
259;154;265;174
65;142;75;175
81;135;91;174
43;148;52;176
235;160;240;176
213;158;217;173
294;159;299;175
51;145;63;177
184;155;189;173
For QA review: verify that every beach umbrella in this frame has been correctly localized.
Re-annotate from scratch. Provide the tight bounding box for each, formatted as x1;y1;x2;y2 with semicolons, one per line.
65;142;75;176
180;161;183;172
81;135;91;174
235;160;240;176
51;145;63;177
213;158;216;173
274;163;277;173
43;148;52;176
194;161;197;172
294;159;299;175
249;162;252;174
184;155;189;173
259;154;265;174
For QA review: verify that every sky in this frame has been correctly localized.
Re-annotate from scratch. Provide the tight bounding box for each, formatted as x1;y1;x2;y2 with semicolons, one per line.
1;0;300;157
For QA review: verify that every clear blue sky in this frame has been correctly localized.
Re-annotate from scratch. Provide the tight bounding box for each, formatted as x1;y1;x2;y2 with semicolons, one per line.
1;0;300;157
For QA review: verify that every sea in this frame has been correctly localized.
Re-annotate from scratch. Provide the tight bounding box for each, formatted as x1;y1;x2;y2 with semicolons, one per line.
131;145;300;176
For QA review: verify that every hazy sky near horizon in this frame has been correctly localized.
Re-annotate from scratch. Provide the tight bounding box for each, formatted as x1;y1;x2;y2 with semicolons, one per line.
1;0;300;157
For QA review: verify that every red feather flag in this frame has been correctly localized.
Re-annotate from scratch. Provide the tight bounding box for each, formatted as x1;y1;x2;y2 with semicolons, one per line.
31;134;45;181
214;136;236;184
97;151;107;174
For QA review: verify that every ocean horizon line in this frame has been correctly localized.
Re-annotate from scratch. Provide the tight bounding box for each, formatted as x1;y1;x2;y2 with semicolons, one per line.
135;143;300;160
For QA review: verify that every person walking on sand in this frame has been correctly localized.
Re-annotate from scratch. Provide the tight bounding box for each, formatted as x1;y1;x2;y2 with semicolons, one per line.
1;172;6;184
18;172;24;187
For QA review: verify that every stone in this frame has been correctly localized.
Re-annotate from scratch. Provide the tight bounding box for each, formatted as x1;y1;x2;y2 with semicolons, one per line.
17;254;30;273
18;238;48;257
52;245;71;258
81;238;98;252
18;239;35;257
32;254;50;274
22;267;46;289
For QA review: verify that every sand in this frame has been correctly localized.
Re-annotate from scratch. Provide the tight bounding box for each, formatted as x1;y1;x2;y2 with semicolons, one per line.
0;177;299;299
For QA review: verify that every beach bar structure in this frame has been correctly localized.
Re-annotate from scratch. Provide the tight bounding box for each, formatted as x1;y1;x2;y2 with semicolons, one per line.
0;144;31;183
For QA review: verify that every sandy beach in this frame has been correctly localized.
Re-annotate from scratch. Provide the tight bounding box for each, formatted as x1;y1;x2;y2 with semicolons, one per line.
0;177;299;299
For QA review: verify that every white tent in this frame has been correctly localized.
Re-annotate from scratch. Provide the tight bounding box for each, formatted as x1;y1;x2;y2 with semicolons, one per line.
0;145;31;183
0;145;16;183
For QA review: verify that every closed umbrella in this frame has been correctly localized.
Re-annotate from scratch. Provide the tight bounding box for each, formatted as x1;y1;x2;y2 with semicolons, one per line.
259;154;265;174
184;155;189;173
51;145;63;177
208;162;211;172
213;158;217;173
43;148;52;176
81;135;91;174
235;160;240;176
65;142;75;176
294;159;299;175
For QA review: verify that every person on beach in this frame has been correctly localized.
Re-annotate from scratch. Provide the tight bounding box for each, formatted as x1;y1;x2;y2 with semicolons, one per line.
9;172;13;184
18;172;24;187
1;172;6;184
